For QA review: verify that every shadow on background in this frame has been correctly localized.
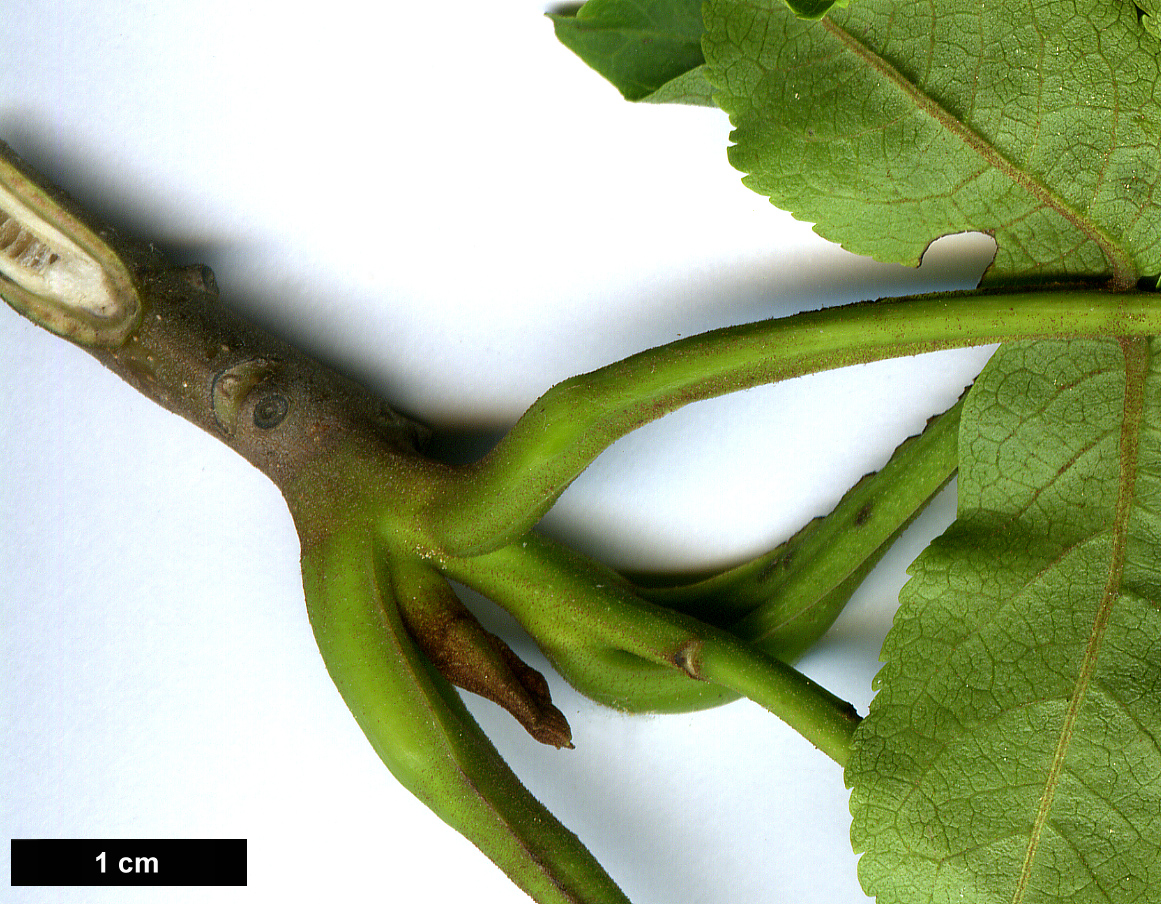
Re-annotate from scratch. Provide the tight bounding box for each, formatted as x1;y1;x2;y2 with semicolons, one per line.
0;117;996;476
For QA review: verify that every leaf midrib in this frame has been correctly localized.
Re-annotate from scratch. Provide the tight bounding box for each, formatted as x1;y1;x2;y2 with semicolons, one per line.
820;16;1138;288
1010;337;1150;904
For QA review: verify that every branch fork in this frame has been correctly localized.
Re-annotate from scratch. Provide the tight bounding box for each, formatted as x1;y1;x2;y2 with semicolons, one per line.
4;138;1153;903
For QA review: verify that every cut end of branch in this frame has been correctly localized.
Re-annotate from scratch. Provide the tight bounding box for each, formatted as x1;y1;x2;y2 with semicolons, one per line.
0;141;141;346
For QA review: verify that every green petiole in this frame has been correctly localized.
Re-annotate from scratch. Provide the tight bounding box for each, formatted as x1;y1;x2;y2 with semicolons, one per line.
438;531;861;764
300;524;630;904
430;287;1149;557
439;395;962;726
643;393;962;660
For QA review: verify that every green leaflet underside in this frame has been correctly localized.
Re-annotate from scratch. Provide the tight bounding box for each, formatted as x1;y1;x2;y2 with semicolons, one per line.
847;338;1161;903
703;0;1161;285
549;0;713;103
550;0;845;104
1140;1;1161;39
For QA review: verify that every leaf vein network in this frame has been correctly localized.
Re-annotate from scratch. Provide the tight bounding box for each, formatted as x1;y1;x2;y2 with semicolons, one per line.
822;6;1137;285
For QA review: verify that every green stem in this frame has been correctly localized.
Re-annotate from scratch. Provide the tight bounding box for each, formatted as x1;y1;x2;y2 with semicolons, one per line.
696;636;859;766
300;526;630;904
438;531;861;764
430;287;1159;557
639;393;962;661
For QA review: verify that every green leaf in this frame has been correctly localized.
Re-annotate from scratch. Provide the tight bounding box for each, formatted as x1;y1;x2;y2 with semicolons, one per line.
549;0;710;102
638;64;715;106
550;0;844;102
847;338;1161;903
1136;1;1161;38
703;0;1161;286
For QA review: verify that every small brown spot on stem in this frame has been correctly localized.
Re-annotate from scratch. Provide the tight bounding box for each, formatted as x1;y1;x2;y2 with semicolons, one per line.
672;640;704;679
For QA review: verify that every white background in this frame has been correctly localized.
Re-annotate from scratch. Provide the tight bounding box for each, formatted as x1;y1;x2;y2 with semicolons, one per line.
0;2;998;902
